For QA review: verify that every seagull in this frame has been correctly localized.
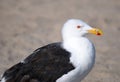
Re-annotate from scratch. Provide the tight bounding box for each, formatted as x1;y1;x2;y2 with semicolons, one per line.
1;19;103;82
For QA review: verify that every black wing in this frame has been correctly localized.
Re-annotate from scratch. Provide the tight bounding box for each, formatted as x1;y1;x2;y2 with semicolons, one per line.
1;43;75;82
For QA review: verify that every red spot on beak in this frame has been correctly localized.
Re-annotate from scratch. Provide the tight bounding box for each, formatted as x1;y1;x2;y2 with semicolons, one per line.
97;32;101;36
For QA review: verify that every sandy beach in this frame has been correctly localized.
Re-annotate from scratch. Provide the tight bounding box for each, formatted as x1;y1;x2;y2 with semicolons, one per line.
0;0;120;82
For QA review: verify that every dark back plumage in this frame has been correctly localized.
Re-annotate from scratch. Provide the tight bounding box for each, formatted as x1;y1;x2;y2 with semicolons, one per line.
2;43;75;82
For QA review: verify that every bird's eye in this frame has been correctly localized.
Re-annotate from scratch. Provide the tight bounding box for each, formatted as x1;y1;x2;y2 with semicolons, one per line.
77;25;81;29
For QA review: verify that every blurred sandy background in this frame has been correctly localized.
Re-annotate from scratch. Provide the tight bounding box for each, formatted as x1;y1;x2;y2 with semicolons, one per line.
0;0;120;82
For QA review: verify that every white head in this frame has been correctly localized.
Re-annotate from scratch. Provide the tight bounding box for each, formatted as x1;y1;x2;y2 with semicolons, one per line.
62;19;103;40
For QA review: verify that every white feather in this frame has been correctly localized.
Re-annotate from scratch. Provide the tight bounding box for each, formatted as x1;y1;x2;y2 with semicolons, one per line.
57;19;95;82
1;78;6;82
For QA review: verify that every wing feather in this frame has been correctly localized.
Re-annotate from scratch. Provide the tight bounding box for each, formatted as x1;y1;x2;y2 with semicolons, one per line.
1;43;74;82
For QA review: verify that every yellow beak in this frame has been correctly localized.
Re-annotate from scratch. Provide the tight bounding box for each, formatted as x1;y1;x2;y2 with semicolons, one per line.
88;28;103;36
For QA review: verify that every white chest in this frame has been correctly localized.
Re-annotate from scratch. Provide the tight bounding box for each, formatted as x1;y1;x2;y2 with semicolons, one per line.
64;37;95;66
57;37;95;82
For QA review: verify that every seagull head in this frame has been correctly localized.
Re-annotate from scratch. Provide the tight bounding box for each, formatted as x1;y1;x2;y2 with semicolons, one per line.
62;19;103;39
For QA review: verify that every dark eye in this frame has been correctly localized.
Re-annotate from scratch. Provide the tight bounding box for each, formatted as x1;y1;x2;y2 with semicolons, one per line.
77;25;81;29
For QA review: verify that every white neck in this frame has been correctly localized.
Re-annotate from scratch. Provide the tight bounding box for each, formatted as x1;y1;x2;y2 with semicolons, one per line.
62;37;95;68
59;37;96;82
